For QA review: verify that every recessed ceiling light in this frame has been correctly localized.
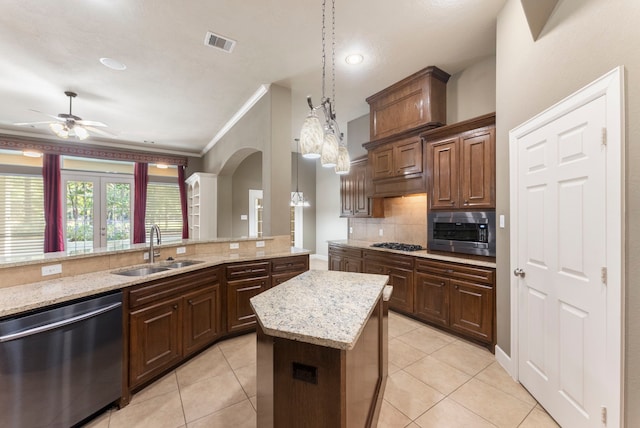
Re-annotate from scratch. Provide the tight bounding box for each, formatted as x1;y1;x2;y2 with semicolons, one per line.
99;57;127;71
345;53;364;65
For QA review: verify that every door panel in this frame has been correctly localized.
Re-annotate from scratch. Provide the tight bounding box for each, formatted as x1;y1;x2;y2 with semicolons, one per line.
515;95;607;427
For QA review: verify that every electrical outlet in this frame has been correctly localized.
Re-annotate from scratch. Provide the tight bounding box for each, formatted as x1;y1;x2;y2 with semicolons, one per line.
230;242;240;250
256;241;265;248
240;214;248;220
378;228;383;237
176;246;186;254
42;264;62;276
349;227;353;234
143;253;149;260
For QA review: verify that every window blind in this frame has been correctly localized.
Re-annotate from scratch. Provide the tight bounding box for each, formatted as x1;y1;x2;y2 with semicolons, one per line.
0;175;45;257
146;182;183;243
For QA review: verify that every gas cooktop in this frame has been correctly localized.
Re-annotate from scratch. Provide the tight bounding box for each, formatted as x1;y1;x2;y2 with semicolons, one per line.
370;242;424;252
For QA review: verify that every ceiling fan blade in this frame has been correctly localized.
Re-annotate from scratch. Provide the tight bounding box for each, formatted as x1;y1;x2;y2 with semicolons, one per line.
13;121;55;126
83;126;118;138
76;119;108;127
28;109;65;121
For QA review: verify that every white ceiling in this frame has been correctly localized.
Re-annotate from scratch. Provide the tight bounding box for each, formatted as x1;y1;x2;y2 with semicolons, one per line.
0;0;506;157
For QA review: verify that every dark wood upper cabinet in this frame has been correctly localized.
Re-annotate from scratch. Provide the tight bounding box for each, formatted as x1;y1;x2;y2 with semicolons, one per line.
340;156;383;218
366;66;450;141
424;113;496;210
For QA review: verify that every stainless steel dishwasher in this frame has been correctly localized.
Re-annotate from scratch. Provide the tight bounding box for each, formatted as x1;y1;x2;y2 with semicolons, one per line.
0;291;123;428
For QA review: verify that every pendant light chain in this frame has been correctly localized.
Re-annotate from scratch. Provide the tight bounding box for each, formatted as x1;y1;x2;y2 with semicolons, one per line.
331;0;336;119
321;0;327;103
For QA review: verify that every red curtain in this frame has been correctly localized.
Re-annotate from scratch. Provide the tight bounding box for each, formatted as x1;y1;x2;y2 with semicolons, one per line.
133;162;148;244
42;154;65;253
178;166;189;239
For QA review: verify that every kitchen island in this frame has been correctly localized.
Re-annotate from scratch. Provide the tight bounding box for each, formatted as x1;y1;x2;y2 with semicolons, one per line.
250;270;391;428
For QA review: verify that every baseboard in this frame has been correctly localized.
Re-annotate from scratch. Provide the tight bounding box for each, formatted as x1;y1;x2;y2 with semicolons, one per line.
494;345;516;380
310;254;328;262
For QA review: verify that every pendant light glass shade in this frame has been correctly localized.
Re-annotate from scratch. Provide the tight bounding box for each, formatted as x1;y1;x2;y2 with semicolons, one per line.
335;145;351;175
321;129;339;168
300;111;324;159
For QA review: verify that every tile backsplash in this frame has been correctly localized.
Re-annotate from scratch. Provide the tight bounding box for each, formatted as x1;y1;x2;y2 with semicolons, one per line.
349;194;427;246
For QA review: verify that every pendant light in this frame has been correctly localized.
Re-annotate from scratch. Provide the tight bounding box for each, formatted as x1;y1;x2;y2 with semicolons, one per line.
291;139;310;207
299;0;349;173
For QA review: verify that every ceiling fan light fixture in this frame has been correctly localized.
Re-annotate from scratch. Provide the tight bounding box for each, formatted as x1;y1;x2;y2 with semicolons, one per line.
49;122;69;138
74;126;90;140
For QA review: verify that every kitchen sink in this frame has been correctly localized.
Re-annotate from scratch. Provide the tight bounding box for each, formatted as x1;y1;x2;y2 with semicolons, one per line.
163;260;203;269
114;266;171;276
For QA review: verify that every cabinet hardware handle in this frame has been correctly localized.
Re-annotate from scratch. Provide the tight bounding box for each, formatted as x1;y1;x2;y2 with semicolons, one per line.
451;201;455;205
454;285;459;289
446;269;453;273
464;200;469;205
188;300;193;305
173;304;178;310
440;282;445;286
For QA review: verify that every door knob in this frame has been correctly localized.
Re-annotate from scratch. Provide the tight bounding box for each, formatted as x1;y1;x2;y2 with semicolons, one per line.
513;268;526;278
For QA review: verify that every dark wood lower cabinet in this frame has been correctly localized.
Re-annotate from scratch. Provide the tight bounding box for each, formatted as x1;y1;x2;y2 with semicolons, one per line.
129;296;182;388
414;272;449;328
227;277;269;333
183;286;222;356
125;254;309;401
329;244;495;350
449;279;493;343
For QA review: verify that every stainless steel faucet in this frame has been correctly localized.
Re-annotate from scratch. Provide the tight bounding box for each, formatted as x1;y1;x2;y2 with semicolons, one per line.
149;224;162;263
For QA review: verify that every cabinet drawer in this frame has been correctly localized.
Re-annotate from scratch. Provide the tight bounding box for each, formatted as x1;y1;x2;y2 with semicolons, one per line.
225;261;270;281
129;268;220;309
271;256;309;274
328;244;363;259
363;250;414;270
272;271;302;287
415;259;494;285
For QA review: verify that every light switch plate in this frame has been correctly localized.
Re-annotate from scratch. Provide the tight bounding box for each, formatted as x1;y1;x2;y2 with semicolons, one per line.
349;227;353;234
42;264;62;276
499;215;505;228
176;246;186;254
240;214;248;220
256;241;265;248
230;242;240;250
143;253;149;260
378;228;383;237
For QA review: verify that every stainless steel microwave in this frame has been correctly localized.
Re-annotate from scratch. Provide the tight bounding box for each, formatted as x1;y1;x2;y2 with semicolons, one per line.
427;211;496;257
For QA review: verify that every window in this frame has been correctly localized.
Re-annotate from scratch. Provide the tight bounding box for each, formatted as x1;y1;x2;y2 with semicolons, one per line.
146;181;183;243
0;174;45;257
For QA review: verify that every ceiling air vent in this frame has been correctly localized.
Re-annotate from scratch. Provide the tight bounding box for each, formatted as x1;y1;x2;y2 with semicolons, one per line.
204;31;236;53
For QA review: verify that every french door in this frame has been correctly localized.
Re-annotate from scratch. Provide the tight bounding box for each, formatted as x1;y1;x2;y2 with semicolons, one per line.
62;173;134;251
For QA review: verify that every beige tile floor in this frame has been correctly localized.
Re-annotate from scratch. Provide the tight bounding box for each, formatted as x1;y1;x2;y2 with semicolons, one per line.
84;258;560;428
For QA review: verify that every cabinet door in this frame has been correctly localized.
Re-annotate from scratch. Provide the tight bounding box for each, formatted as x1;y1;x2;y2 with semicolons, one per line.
328;254;342;271
371;146;394;180
460;129;495;208
129;297;182;387
393;137;423;176
414;273;449;327
227;277;269;333
353;162;370;215
343;256;362;273
183;286;222;356
449;279;493;343
340;174;354;216
387;268;414;313
429;137;459;209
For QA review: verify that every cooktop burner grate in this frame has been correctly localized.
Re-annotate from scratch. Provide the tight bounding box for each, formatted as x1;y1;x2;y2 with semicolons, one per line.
370;242;424;252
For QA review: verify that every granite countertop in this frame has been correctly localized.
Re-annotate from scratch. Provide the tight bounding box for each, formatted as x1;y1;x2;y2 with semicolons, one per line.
0;247;309;318
250;270;389;351
329;239;497;269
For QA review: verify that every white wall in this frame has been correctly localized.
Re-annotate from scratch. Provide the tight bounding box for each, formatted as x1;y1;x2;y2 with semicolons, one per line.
496;0;640;424
314;166;347;256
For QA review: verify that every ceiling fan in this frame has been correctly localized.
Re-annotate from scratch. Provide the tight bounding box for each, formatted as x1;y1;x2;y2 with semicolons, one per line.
15;91;115;140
